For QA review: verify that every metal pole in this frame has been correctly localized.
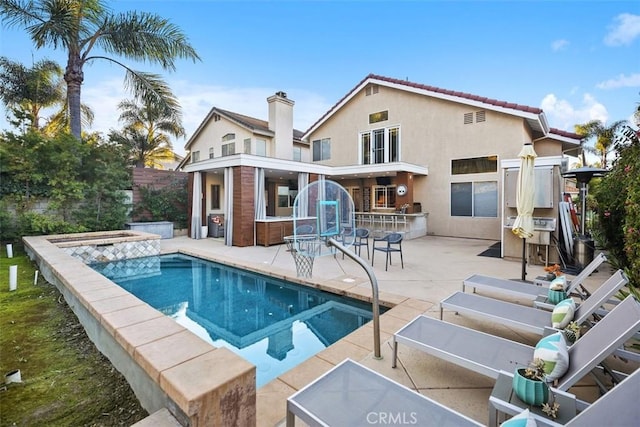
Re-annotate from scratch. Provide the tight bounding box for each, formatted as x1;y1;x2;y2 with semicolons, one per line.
580;182;588;236
327;237;382;359
521;238;527;281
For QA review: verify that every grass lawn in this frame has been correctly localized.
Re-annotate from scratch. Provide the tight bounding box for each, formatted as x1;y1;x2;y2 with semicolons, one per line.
0;244;147;426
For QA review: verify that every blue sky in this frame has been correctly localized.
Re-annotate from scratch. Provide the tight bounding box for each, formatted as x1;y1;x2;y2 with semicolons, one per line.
1;0;639;156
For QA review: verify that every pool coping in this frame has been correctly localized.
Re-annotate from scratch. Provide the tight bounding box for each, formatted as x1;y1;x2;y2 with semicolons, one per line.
23;232;429;426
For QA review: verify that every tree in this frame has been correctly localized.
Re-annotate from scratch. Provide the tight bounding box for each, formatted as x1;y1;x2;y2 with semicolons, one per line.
574;119;628;168
0;56;95;135
112;99;185;168
0;0;200;139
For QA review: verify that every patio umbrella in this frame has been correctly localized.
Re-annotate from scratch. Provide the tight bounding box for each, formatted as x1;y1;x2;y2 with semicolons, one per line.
511;143;537;281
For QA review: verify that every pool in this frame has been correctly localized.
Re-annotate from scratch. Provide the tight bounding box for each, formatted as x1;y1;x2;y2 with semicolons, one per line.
90;253;385;387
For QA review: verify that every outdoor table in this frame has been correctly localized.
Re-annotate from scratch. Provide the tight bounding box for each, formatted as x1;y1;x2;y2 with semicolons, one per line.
489;371;577;427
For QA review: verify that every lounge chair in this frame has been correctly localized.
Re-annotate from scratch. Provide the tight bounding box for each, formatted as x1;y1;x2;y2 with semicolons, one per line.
392;295;640;392
286;358;483;427
439;269;628;335
462;252;607;302
489;367;640;427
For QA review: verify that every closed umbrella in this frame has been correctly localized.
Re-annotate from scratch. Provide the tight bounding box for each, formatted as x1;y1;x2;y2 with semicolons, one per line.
511;143;537;281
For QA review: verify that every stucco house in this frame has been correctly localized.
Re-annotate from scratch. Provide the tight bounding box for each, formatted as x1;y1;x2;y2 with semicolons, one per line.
182;74;581;263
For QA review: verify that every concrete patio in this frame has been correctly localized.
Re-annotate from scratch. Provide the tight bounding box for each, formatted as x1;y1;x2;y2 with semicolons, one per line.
154;235;633;427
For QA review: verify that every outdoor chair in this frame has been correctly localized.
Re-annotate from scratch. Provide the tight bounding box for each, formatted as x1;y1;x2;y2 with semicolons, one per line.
462;253;608;303
392;295;640;393
440;269;628;335
351;228;370;259
286;358;483;427
371;232;403;271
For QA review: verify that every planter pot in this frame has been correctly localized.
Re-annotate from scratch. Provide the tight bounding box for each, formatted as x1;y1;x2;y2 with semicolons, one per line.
512;368;549;406
547;289;567;304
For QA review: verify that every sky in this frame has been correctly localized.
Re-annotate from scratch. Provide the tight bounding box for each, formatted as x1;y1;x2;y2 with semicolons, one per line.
1;0;639;157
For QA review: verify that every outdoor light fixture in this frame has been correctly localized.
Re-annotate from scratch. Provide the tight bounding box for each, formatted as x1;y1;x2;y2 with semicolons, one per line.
562;166;608;236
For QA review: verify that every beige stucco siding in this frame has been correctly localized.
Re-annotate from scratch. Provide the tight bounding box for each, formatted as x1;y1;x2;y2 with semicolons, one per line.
307;85;540;239
190;118;270;159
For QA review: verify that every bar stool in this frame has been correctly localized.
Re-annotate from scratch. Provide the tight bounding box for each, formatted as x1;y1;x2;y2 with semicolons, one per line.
381;214;395;231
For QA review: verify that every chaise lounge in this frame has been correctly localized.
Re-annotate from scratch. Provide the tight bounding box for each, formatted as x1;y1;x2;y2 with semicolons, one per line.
439;269;628;335
461;252;607;302
392;296;640;391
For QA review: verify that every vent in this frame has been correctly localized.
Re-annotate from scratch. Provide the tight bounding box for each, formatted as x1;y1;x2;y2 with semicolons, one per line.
476;111;486;122
365;84;379;96
464;112;473;124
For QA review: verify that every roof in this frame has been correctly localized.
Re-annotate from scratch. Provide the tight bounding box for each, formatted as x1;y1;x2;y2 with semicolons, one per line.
303;73;560;139
185;107;304;151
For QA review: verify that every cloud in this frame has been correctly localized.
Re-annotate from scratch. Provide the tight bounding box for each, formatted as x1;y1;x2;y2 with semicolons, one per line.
604;13;640;46
551;39;569;51
596;73;640;89
81;78;332;156
540;93;608;130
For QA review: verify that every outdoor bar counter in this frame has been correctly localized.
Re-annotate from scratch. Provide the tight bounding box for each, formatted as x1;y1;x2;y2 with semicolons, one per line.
355;212;428;239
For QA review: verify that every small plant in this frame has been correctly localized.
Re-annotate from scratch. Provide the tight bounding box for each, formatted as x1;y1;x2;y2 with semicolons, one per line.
563;321;582;344
543;264;563;277
523;358;547;381
522;358;560;418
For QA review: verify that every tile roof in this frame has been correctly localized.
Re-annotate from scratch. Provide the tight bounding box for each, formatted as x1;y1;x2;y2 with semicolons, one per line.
213;108;304;142
304;73;556;136
549;127;582;140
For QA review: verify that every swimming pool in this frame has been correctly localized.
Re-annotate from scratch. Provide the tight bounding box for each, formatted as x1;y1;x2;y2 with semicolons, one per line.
90;253;385;387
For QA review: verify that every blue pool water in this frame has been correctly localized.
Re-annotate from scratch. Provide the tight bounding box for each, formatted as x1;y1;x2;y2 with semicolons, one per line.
90;253;384;387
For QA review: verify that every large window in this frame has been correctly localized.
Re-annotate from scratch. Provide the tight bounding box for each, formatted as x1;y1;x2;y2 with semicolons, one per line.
256;139;266;156
360;126;399;164
191;151;200;163
373;185;396;209
451;181;497;217
312;138;331;161
452;156;497;175
222;142;235;156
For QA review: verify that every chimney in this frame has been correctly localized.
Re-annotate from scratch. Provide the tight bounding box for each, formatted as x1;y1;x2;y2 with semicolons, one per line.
268;91;294;160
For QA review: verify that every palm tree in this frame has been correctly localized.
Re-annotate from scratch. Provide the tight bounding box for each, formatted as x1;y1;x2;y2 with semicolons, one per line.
574;119;628;168
0;0;199;139
109;126;175;169
111;99;185;168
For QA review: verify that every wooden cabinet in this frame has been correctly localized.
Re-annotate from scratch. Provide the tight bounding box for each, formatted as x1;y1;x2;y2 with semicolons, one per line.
256;220;294;246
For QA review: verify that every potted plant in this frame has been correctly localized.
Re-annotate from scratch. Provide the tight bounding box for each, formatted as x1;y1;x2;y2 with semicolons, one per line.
543;264;563;281
512;359;559;418
563;321;581;344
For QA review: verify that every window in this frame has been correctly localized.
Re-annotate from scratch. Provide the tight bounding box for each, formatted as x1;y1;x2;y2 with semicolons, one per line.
365;84;379;96
210;185;220;209
191;151;200;163
277;185;292;208
209;147;214;159
222;133;235;142
256;139;266;156
451;181;497;217
244;138;251;154
293;146;302;161
312;138;331;161
222;143;235;156
369;110;388;124
360;126;400;164
452;156;497;175
373;185;396;209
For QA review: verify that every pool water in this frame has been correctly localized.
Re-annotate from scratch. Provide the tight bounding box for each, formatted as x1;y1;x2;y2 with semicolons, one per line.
90;253;384;387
